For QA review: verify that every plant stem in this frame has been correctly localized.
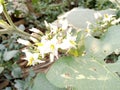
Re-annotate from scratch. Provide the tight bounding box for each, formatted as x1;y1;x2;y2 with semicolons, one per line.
2;4;16;29
0;29;12;34
2;3;31;39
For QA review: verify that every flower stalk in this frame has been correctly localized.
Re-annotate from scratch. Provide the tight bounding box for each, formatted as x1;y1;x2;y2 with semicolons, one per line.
0;1;34;39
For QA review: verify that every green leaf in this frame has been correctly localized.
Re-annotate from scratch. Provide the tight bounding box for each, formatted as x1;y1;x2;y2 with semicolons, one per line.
46;25;120;90
106;57;120;73
14;80;25;90
46;56;120;90
85;25;120;60
69;31;85;57
76;31;85;56
11;65;22;78
0;67;4;74
31;73;65;90
3;50;18;61
23;69;35;90
0;44;5;50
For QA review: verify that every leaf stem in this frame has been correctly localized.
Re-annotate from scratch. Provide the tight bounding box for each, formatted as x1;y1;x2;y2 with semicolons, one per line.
2;4;16;29
2;3;31;39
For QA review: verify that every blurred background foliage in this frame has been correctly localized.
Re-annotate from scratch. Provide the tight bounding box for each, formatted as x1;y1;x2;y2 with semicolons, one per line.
5;0;117;31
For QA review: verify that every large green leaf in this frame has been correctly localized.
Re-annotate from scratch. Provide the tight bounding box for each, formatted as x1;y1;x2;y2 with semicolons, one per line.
46;25;120;90
106;56;120;73
85;25;120;60
46;56;120;90
31;73;65;90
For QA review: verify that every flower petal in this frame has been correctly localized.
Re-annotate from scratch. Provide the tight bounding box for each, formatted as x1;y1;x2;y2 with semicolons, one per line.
0;4;3;13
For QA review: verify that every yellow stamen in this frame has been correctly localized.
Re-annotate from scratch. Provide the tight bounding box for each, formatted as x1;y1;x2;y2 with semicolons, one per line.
70;40;76;45
50;44;55;51
36;43;44;46
27;57;34;66
104;14;108;18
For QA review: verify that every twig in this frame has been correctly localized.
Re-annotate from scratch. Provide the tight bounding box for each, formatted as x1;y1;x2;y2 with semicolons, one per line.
3;4;16;29
0;29;12;35
1;3;36;39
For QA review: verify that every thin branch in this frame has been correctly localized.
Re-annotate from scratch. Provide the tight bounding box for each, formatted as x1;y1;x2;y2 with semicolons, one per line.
0;20;11;29
0;2;41;40
0;28;30;39
0;29;12;35
1;3;34;39
2;4;16;29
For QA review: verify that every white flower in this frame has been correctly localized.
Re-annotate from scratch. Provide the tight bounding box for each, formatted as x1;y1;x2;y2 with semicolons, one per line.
22;49;45;66
37;37;50;58
94;12;102;19
59;33;76;50
85;21;92;37
49;23;58;34
0;4;3;14
37;36;59;62
103;14;115;22
37;43;48;58
44;20;49;28
17;38;31;46
111;18;120;25
59;19;69;30
30;37;39;43
48;36;59;62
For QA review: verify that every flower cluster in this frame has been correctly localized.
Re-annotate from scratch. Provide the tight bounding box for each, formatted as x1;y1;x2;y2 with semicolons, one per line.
89;12;120;37
17;19;77;66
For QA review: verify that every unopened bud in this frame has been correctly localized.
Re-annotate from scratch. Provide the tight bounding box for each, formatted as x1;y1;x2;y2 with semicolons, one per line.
17;38;31;46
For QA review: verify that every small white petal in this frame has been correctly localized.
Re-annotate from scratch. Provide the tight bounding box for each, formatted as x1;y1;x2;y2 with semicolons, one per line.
0;4;3;14
30;37;39;43
17;38;31;46
29;27;41;33
94;12;102;19
50;53;54;62
44;20;49;28
33;53;39;60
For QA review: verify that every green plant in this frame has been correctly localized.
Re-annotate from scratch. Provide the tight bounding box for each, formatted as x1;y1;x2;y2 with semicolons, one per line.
89;13;120;38
46;25;120;90
22;11;120;90
0;0;34;39
17;20;78;66
0;0;120;90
